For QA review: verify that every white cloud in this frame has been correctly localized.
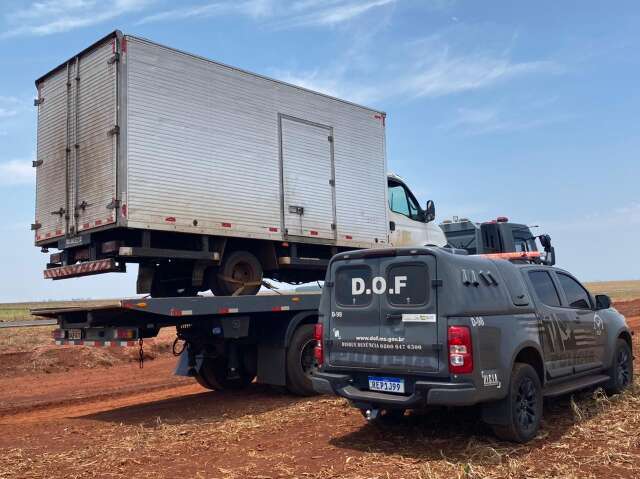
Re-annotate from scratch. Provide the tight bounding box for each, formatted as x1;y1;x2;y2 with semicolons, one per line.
284;0;396;27
137;0;272;25
439;105;573;136
0;159;36;186
138;0;396;27
1;0;153;38
0;108;17;118
403;55;559;99
271;36;562;106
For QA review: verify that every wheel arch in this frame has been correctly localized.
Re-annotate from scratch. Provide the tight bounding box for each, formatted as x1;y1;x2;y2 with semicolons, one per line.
284;311;319;348
511;343;545;386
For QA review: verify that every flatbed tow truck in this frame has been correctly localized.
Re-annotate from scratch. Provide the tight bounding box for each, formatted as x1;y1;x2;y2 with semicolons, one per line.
33;292;321;396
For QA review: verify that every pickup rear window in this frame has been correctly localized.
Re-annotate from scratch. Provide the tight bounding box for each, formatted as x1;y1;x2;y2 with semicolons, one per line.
386;263;429;306
335;265;373;307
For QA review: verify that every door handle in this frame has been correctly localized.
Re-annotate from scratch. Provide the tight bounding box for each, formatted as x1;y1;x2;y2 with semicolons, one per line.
386;313;402;321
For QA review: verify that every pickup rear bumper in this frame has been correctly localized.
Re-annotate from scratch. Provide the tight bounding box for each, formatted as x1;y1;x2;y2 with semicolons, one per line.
312;371;478;409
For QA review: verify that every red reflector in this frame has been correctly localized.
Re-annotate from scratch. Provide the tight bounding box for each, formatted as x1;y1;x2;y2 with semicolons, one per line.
309;230;318;236
314;323;324;365
345;235;353;240
221;222;232;228
448;325;473;374
268;227;278;232
116;328;135;339
496;216;509;223
165;217;176;223
169;308;182;317
52;329;64;339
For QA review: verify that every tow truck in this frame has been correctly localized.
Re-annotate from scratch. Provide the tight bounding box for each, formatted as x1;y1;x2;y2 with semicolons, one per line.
34;293;321;395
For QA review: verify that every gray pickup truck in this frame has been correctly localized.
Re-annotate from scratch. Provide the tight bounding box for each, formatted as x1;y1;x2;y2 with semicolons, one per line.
311;247;633;442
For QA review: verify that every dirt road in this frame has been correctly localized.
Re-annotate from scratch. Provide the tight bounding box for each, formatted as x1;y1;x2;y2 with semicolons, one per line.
1;304;639;478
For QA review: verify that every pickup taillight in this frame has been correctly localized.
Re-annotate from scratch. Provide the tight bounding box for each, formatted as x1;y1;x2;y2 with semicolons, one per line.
314;323;324;366
448;325;473;374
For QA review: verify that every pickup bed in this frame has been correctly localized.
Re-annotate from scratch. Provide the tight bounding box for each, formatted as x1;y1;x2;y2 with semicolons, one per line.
312;247;633;442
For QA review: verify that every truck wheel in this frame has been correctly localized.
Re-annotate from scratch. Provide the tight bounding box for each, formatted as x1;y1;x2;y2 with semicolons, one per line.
217;251;263;295
605;339;633;395
195;353;256;391
491;363;542;443
286;324;319;396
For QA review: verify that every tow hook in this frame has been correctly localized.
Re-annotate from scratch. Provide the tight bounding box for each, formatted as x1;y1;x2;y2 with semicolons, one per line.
365;409;380;421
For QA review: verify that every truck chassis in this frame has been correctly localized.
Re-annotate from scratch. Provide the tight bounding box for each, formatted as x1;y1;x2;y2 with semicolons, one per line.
34;292;321;396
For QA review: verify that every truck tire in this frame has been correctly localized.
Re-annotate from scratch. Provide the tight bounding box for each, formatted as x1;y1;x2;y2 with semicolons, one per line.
216;251;263;296
286;324;319;396
195;351;256;391
491;363;542;443
605;339;633;395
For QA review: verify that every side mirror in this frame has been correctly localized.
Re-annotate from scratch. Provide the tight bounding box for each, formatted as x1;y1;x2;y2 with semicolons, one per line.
595;294;611;310
424;200;435;223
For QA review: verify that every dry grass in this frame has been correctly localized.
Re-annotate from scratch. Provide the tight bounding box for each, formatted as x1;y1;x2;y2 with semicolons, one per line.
2;381;640;479
0;299;120;322
585;280;640;302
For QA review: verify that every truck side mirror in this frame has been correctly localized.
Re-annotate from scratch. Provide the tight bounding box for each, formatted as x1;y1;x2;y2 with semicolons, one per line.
595;294;611;310
424;200;435;223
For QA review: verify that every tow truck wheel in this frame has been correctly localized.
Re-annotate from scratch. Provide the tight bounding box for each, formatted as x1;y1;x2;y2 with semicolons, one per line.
491;363;542;443
195;351;256;391
286;324;319;396
605;339;633;395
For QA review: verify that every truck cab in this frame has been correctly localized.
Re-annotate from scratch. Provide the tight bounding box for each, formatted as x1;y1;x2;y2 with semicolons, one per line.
387;173;446;248
312;246;632;443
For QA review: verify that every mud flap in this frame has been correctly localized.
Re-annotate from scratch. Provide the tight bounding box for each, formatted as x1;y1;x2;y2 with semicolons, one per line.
481;397;511;426
174;349;204;377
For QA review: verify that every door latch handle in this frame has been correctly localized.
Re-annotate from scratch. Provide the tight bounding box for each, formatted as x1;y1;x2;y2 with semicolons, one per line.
386;313;402;321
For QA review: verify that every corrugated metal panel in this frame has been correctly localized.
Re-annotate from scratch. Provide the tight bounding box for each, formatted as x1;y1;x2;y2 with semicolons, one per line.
74;39;117;233
34;65;70;242
125;36;388;247
34;36;118;243
281;116;335;239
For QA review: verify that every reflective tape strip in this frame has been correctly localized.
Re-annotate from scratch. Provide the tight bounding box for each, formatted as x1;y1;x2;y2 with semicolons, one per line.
218;307;239;314
54;340;136;347
272;305;291;312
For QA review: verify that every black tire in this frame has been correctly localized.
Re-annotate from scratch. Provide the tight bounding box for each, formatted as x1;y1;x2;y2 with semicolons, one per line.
205;267;227;296
605;339;633;395
491;363;543;443
216;251;263;296
286;324;320;396
194;351;256;391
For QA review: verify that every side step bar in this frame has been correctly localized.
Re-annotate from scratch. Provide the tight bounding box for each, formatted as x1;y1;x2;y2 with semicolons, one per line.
543;374;610;398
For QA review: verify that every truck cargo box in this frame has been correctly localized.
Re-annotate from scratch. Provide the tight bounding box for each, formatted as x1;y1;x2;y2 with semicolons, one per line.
34;31;389;250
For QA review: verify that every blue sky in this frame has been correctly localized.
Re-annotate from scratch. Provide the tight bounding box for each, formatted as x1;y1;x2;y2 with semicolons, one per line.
0;0;638;301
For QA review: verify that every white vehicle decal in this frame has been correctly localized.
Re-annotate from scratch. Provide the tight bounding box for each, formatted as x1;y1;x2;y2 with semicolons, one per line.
352;275;408;295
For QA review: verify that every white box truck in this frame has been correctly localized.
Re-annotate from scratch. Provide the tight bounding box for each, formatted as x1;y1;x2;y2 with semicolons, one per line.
33;31;445;296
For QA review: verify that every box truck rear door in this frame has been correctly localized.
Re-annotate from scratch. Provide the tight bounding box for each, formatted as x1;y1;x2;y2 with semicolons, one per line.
280;116;336;240
73;37;118;234
35;35;118;241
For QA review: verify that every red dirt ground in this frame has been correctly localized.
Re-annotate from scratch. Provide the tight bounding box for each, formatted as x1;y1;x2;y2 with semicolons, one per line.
1;301;639;478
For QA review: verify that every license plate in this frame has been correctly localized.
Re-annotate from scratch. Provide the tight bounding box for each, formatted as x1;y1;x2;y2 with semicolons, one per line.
67;329;82;340
368;376;405;394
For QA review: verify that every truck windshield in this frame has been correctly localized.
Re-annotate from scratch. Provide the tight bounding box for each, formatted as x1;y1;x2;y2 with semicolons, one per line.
513;233;537;252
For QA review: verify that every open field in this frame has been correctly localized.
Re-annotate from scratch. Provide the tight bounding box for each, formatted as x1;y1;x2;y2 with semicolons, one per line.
585;280;640;302
0;299;118;322
0;295;639;478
